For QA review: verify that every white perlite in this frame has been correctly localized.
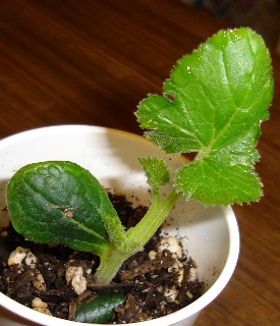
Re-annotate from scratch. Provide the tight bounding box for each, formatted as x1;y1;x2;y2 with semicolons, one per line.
33;273;47;292
164;288;179;303
25;251;38;268
32;297;53;316
157;236;183;259
187;265;198;282
170;259;184;285
65;266;87;295
8;246;37;267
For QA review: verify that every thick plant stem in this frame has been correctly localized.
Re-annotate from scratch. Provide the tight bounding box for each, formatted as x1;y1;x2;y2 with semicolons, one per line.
126;189;181;246
95;189;181;284
95;247;131;284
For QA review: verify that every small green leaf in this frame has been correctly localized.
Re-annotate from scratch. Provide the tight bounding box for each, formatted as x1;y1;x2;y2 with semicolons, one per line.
136;28;273;205
6;161;118;256
138;156;170;193
75;292;125;323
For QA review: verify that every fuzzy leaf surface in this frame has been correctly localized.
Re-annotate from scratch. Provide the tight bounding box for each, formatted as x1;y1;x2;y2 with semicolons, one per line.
136;28;273;205
138;156;170;193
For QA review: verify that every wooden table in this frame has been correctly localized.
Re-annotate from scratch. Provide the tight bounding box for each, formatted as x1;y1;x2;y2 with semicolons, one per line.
0;1;279;325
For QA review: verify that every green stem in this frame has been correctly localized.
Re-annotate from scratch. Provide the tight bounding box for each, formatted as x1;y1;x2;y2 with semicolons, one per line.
95;246;131;284
95;189;181;284
127;189;181;246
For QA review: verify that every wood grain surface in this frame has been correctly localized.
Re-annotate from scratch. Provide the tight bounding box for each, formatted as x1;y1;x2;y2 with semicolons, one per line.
0;1;279;325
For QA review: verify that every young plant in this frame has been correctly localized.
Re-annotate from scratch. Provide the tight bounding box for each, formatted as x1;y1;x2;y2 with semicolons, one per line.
6;28;273;289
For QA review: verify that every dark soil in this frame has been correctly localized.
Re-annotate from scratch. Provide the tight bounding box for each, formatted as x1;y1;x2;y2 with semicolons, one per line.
0;193;204;324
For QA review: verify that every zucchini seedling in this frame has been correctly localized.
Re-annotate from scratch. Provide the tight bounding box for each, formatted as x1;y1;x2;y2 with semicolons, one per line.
6;28;273;288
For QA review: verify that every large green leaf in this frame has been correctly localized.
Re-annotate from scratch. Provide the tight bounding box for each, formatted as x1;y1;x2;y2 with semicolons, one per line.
6;161;118;256
136;28;273;205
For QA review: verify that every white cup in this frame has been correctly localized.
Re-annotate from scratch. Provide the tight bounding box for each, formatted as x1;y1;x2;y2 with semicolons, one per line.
0;125;239;326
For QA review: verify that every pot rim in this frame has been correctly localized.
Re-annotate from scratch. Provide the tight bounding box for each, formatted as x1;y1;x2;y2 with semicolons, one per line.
0;125;240;326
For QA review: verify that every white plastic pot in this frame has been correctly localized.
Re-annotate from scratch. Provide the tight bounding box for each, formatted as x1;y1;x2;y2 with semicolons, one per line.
0;125;239;326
